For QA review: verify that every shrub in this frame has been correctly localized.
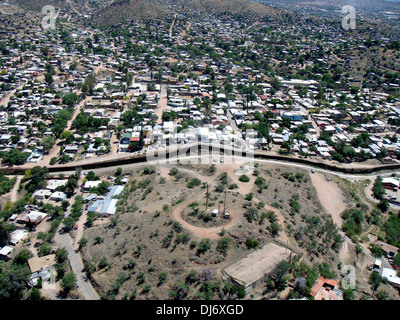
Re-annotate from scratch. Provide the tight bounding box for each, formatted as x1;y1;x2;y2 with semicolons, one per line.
187;178;201;188
245;237;259;249
197;239;211;255
217;237;231;255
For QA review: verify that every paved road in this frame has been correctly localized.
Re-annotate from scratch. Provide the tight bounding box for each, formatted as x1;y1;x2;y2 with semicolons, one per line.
55;175;100;300
57;231;100;300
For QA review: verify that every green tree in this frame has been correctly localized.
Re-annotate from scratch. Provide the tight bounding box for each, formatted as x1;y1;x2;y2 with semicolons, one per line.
372;177;385;200
197;239;211;255
369;272;382;296
44;72;53;86
62;92;80;107
1;149;30;165
245;237;259;250
61;272;76;293
217;237;231;255
13;249;33;265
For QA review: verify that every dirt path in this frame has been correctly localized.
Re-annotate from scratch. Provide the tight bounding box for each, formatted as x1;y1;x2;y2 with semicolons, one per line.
169;14;177;37
308;172;359;265
164;161;255;239
155;85;171;125
8;175;22;202
171;191;239;240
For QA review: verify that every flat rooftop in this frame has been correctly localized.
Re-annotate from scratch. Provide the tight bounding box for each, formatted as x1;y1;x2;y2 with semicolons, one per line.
28;254;57;273
223;242;291;289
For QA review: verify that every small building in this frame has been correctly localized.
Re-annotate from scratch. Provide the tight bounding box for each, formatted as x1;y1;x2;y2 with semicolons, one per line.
382;177;400;191
212;209;219;217
376;241;399;259
372;258;382;273
32;189;52;200
82;180;102;192
223;242;292;293
25;211;48;226
0;246;13;260
28;254;57;273
223;210;231;219
9;229;29;245
310;277;343;300
98;185;124;217
381;268;400;288
50;191;67;202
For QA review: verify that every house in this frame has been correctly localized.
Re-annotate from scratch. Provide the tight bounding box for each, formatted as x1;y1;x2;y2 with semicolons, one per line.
82;180;102;192
46;179;68;192
87;199;104;212
28;254;57;273
0;246;13;260
0;134;11;144
381;268;400;288
9;229;29;245
168;98;185;108
310;277;343;300
376;241;399;259
282;112;305;122
120;132;131;145
50;191;67;202
32;189;52;200
382;177;400;191
24;211;48;226
98;185;124;217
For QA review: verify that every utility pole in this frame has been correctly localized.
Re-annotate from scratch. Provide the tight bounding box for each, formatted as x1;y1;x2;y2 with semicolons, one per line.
223;189;227;214
206;183;209;211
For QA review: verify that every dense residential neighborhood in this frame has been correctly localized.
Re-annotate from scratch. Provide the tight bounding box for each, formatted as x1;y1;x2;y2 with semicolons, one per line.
0;0;400;304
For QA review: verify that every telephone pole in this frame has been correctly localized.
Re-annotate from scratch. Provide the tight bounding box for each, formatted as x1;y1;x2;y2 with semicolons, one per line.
206;183;210;211
223;189;227;214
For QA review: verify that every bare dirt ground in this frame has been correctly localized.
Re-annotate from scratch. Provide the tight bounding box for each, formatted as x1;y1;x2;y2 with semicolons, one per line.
308;172;348;227
171;191;240;240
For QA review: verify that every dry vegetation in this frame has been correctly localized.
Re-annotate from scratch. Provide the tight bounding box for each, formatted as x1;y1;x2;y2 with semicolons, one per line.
79;162;354;300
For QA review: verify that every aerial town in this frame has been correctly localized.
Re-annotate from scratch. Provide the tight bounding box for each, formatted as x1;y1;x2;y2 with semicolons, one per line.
0;0;400;305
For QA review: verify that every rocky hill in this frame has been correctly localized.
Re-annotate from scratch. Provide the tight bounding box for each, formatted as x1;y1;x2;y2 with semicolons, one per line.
90;0;284;26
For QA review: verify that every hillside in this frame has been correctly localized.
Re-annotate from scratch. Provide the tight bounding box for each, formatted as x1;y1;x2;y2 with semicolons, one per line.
90;0;170;26
79;163;350;300
90;0;284;26
163;0;284;16
11;0;69;11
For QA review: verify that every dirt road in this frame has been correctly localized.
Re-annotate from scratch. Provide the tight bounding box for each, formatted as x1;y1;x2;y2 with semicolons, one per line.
309;172;348;227
171;190;239;240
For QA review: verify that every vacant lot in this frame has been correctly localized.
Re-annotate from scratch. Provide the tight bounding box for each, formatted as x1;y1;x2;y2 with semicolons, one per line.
80;162;349;300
